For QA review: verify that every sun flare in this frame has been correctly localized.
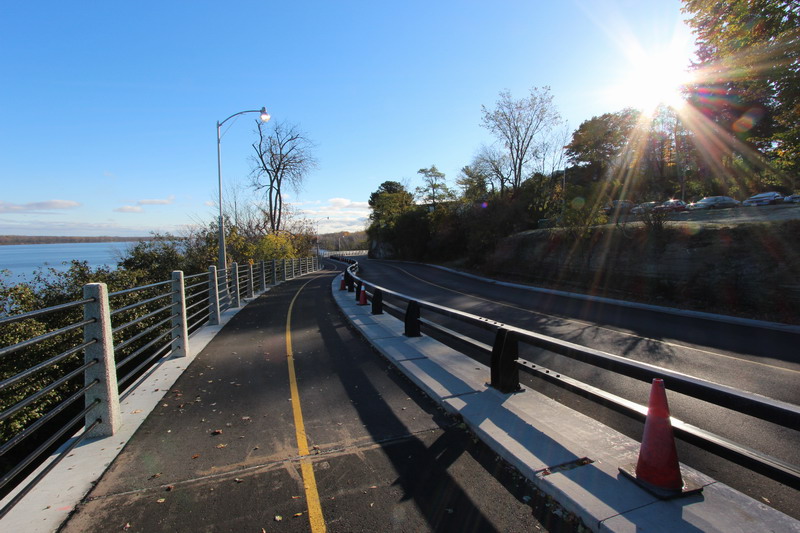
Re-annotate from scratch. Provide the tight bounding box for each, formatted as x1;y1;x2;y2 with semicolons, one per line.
615;49;694;114
599;17;697;116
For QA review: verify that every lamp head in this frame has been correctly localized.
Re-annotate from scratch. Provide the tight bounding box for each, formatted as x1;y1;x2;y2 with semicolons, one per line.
259;107;271;122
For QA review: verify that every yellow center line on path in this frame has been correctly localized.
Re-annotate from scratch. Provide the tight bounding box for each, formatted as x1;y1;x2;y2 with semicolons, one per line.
286;278;326;533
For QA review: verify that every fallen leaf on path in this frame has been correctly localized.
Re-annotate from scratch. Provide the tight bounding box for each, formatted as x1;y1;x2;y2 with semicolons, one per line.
191;454;200;459
216;443;228;449
131;410;142;414
274;515;283;522
123;523;131;530
149;473;162;479
234;478;243;483
166;485;174;491
293;512;303;518
156;498;166;504
211;429;223;435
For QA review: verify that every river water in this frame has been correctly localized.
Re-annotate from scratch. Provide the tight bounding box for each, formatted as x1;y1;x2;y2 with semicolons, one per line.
0;242;132;284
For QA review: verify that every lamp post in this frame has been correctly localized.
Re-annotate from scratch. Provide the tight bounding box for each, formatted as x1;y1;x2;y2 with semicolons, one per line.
216;107;271;270
314;216;329;257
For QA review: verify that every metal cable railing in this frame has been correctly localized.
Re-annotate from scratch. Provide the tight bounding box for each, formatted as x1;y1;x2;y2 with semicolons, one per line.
0;257;319;515
340;258;800;489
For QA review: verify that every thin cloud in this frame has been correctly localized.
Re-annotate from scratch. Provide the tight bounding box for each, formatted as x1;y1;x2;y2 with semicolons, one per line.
0;200;81;213
137;195;175;206
326;198;369;210
114;206;144;213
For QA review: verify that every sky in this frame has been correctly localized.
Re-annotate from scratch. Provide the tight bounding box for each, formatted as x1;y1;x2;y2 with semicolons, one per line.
0;0;696;237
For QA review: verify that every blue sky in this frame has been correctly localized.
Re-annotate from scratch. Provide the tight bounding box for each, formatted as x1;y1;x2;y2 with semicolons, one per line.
1;1;695;236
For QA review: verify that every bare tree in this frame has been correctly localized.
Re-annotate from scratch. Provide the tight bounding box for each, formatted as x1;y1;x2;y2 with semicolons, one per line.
251;120;317;234
472;145;512;196
481;87;562;193
535;121;571;178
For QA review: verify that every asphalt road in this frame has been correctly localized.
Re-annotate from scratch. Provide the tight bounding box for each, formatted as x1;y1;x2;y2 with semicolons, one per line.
354;258;800;519
61;266;555;533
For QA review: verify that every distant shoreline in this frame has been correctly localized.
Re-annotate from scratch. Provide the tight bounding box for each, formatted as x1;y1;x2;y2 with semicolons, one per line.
0;236;153;246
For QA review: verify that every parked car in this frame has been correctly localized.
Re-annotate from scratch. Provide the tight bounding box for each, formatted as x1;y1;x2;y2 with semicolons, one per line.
652;199;687;213
742;191;783;206
784;193;800;203
603;200;635;216
687;196;740;210
631;201;659;215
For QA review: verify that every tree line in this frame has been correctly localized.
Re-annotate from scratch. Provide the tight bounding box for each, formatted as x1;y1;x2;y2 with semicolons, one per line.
368;0;799;262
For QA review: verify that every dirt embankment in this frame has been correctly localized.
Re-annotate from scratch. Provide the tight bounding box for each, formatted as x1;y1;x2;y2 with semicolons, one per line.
478;206;800;325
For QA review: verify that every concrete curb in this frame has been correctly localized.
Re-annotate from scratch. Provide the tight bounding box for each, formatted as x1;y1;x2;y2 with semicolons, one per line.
331;272;800;532
386;260;800;335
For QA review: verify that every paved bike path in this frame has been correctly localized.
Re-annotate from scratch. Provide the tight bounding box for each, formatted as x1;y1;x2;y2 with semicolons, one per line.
59;267;544;532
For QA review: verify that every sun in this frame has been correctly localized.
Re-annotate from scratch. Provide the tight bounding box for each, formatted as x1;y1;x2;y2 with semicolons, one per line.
619;49;694;113
602;25;697;115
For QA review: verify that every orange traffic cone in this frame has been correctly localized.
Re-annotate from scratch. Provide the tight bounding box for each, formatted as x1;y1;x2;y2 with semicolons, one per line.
357;289;368;305
339;277;346;290
619;378;702;498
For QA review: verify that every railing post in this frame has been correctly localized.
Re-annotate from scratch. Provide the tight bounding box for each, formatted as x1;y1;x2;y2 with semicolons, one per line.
231;262;241;307
208;265;221;325
247;263;255;299
259;260;267;292
272;259;278;284
355;281;362;302
170;271;190;358
282;259;287;281
346;271;354;292
300;257;305;276
83;282;120;437
490;328;520;393
404;300;421;337
372;288;383;315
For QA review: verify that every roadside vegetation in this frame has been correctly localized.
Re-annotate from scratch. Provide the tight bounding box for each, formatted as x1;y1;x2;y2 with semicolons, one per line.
366;0;799;323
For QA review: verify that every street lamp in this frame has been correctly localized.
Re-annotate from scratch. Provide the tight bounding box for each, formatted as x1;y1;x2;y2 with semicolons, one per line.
314;216;329;257
216;107;270;270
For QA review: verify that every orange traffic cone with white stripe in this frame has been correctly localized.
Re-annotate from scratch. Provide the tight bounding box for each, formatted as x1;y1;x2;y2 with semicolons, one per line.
619;378;702;498
358;288;368;305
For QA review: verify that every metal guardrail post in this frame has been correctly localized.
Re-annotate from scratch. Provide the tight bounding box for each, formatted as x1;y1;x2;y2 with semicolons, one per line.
83;283;121;437
272;259;278;284
372;288;383;315
355;281;362;302
346;271;354;292
404;301;421;337
300;257;305;276
170;271;190;358
232;262;241;307
491;328;520;393
259;260;267;292
208;265;221;325
247;263;254;299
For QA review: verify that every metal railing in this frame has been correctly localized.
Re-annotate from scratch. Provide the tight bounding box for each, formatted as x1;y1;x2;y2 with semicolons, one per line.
319;250;367;257
0;256;320;517
338;258;800;489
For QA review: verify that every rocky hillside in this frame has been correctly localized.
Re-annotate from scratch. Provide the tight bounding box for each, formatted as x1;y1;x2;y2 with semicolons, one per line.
479;218;800;325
